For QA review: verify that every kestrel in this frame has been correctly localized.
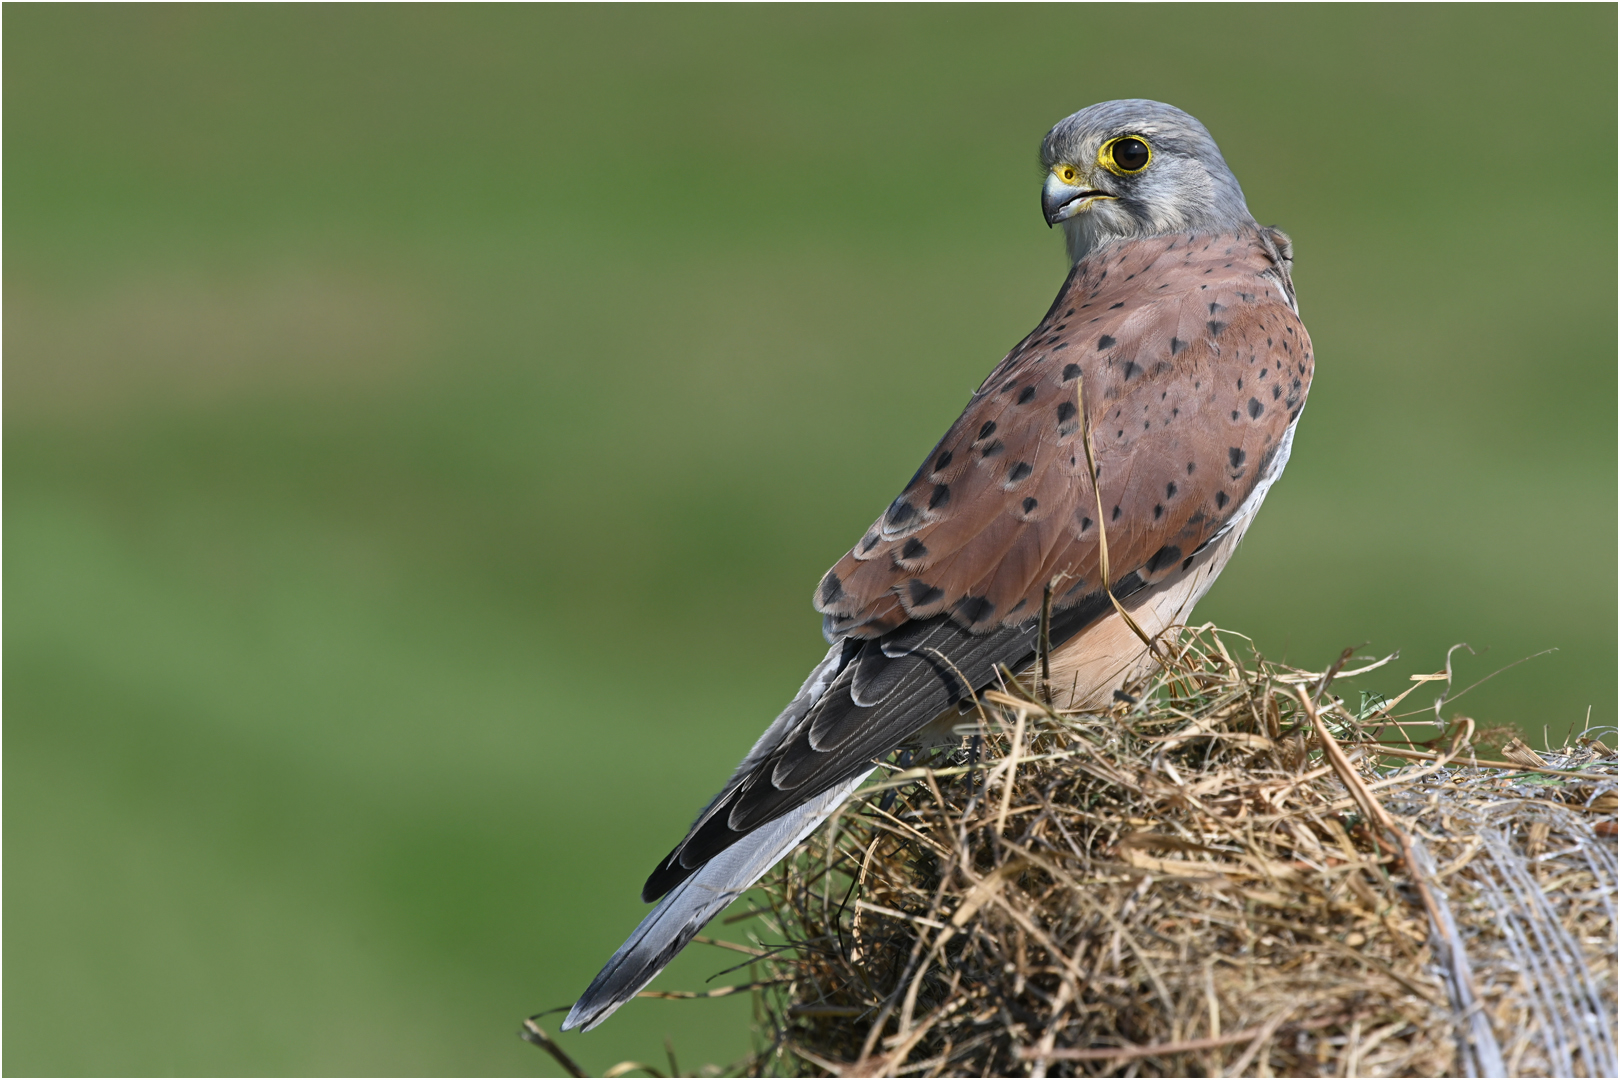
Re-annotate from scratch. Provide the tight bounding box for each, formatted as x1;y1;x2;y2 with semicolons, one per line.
562;100;1313;1031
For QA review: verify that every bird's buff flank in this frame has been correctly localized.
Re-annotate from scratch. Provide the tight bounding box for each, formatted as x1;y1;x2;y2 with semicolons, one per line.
561;99;1313;1032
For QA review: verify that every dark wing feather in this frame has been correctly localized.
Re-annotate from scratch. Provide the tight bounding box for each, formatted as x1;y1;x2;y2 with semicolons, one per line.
642;593;1119;900
644;228;1313;902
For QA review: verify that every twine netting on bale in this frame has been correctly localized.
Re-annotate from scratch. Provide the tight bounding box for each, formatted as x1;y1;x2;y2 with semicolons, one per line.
731;625;1617;1078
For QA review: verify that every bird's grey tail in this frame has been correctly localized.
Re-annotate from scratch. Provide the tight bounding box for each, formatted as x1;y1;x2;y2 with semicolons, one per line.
560;768;873;1032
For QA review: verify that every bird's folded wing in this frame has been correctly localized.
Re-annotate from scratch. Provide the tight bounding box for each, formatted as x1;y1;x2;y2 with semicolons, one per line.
817;228;1310;640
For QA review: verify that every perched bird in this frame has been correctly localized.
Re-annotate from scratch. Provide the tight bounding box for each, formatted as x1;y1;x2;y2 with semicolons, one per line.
563;99;1313;1031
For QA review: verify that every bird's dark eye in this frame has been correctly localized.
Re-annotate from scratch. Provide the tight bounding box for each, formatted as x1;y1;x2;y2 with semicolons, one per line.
1105;136;1151;174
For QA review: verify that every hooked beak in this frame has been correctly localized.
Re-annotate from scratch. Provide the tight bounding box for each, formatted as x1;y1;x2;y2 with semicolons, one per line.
1042;171;1113;226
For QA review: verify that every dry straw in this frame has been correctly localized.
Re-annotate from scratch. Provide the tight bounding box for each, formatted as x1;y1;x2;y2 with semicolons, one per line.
522;626;1615;1078
718;626;1618;1078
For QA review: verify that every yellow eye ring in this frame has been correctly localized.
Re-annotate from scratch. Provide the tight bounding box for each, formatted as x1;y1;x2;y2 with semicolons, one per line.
1098;135;1152;176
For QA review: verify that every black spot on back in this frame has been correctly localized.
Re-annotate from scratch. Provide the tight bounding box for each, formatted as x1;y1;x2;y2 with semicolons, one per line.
1170;337;1185;355
1017;386;1037;405
1097;335;1116;350
934;450;953;471
955;595;995;625
1228;447;1247;469
1022;497;1038;513
1122;360;1142;380
820;572;843;605
1247;397;1263;419
1056;400;1077;423
1257;443;1280;476
907;579;943;606
1144;544;1182;573
978;421;997;440
885;498;919;532
901;537;928;560
1062;363;1082;381
1007;461;1032;483
1215;491;1229;509
929;483;951;509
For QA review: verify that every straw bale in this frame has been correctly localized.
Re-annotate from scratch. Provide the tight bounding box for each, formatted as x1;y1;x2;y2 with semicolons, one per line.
717;626;1617;1078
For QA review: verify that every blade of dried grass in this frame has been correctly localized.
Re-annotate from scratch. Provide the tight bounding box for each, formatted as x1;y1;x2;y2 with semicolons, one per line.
1018;1019;1278;1062
1354;742;1617;782
691;934;770;957
1074;372;1167;661
994;711;1027;837
519;1018;588;1078
1223;1003;1296;1077
636;980;783;1000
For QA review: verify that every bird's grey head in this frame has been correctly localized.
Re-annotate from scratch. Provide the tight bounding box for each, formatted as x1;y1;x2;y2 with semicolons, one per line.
1040;100;1254;263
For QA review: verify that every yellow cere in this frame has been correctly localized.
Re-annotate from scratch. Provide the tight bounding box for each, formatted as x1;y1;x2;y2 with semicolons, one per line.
1054;164;1080;185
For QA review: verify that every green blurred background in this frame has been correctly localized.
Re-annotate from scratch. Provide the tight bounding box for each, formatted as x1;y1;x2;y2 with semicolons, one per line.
6;5;1614;1075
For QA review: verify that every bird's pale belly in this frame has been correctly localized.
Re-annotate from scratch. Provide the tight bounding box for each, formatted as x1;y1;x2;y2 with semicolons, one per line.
1043;518;1251;709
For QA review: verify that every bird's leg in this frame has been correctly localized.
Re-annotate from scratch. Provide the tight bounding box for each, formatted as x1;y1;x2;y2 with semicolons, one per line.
967;734;983;799
878;749;916;812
